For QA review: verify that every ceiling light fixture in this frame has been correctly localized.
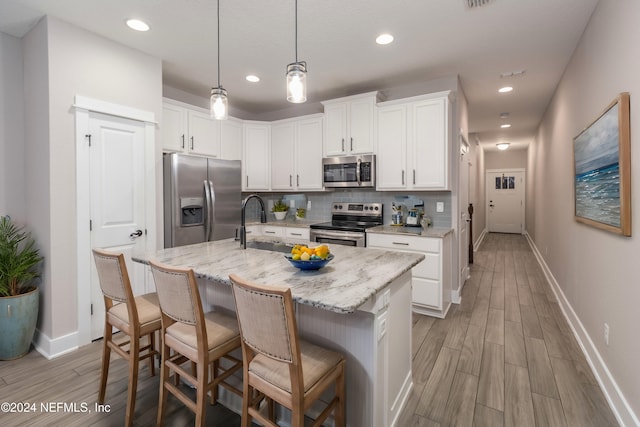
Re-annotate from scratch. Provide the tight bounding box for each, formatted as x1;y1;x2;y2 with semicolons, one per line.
286;0;307;103
246;75;260;83
500;124;511;128
125;19;149;32
499;86;513;93
496;143;510;150
210;0;228;120
499;112;510;119
376;33;394;45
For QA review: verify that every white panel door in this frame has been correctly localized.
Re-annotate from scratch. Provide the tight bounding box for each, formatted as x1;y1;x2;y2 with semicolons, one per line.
486;170;525;234
376;104;407;189
89;113;146;340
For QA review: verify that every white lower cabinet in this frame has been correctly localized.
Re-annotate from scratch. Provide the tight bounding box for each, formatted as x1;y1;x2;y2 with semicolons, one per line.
367;232;451;318
248;224;310;242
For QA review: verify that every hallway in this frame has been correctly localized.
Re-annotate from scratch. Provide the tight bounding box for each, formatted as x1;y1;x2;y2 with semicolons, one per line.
0;234;619;426
398;233;618;426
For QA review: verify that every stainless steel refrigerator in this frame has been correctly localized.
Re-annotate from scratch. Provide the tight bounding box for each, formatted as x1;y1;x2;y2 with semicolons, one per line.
163;153;241;248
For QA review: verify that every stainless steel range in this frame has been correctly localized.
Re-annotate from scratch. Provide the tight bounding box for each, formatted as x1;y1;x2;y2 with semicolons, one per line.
309;202;383;247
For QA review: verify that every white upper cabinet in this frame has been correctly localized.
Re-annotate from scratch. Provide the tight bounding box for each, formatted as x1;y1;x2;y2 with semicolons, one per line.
220;117;243;161
377;104;407;189
162;102;188;152
376;91;451;191
243;121;271;191
271;115;323;191
187;109;220;157
270;122;296;190
411;98;448;189
322;92;377;156
162;99;242;160
295;117;323;190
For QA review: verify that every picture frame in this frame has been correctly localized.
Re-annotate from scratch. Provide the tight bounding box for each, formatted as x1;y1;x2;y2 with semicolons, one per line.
573;93;631;236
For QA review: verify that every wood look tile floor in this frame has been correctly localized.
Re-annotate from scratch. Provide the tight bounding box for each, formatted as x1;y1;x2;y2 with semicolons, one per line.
399;233;618;427
0;233;619;426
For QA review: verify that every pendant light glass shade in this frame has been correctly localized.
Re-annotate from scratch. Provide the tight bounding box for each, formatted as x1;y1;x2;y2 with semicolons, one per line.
210;0;228;120
286;62;307;103
210;87;228;120
286;0;307;103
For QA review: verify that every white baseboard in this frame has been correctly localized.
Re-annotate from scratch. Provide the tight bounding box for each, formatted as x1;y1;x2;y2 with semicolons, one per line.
474;228;487;252
525;233;639;427
391;375;413;427
33;329;79;360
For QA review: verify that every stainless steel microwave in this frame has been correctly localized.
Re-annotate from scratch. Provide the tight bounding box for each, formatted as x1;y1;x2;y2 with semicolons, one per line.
322;155;375;188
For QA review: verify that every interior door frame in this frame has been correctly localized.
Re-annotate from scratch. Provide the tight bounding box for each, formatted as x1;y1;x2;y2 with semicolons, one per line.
74;95;157;346
485;168;525;234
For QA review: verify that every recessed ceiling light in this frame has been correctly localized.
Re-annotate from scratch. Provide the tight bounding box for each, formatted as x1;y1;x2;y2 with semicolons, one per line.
499;112;510;119
376;34;394;45
500;124;511;128
246;75;260;83
499;86;513;93
126;19;149;32
496;143;510;150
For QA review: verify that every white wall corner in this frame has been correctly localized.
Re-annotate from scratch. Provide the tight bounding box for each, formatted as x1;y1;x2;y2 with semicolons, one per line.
525;234;640;427
33;328;79;360
451;289;461;304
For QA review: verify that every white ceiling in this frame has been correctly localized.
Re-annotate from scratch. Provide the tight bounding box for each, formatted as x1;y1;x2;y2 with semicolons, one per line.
0;0;599;151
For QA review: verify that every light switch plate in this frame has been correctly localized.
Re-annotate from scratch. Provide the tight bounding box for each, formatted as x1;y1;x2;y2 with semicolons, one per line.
436;202;444;213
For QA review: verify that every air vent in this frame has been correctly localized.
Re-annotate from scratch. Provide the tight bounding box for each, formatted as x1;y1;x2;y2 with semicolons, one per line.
465;0;494;9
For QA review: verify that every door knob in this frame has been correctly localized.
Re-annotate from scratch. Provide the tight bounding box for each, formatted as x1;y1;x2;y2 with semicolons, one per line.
130;229;143;238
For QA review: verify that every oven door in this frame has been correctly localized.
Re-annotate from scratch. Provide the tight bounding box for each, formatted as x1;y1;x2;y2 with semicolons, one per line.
310;229;366;247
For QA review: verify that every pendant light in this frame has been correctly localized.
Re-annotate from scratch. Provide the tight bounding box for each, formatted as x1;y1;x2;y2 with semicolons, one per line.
286;0;307;103
210;0;228;120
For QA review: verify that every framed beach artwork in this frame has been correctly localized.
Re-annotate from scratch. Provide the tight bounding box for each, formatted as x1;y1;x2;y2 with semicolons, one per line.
573;93;631;236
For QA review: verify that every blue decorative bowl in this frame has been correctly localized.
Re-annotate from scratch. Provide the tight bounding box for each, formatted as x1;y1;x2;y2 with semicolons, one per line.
284;253;334;270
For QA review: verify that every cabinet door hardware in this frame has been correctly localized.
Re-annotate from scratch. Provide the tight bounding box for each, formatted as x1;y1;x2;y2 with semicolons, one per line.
85;134;92;146
402;170;405;185
350;137;353;151
181;134;185;149
392;241;410;246
190;136;194;150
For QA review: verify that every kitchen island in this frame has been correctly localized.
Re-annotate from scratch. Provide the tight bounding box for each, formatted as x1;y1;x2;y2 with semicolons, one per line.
134;237;423;427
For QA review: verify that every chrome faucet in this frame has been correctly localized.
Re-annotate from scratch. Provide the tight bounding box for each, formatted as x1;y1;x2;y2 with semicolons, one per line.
240;194;267;249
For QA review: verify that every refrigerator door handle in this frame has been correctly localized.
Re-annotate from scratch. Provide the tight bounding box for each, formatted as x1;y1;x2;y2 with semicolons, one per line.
204;180;212;241
208;180;216;241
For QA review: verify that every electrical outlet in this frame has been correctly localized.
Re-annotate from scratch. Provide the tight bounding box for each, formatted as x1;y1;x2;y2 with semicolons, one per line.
604;323;610;346
436;202;444;213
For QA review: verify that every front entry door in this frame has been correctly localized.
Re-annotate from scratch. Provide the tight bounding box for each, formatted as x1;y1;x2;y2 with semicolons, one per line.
89;112;146;340
486;169;525;234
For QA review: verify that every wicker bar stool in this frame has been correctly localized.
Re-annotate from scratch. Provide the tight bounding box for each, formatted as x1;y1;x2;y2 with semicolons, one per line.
229;274;346;427
149;260;242;427
92;248;161;427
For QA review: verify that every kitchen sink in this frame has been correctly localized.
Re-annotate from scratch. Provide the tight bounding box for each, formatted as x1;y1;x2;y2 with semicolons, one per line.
245;241;293;253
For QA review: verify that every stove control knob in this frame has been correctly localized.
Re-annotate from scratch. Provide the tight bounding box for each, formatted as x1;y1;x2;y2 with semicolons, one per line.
374;206;379;211
364;206;369;210
339;205;343;209
334;204;338;209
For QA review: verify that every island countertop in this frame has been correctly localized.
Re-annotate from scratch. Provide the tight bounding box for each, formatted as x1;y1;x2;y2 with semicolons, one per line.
133;237;424;314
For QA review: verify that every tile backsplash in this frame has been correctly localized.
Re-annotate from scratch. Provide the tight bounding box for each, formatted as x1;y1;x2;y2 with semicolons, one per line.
242;190;452;228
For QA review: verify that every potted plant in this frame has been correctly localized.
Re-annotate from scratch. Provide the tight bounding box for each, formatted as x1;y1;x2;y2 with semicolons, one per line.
272;200;289;220
0;216;43;360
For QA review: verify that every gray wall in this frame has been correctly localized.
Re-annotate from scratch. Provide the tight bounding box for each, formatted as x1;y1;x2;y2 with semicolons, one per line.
0;32;25;220
22;16;162;341
531;0;640;421
484;148;528;170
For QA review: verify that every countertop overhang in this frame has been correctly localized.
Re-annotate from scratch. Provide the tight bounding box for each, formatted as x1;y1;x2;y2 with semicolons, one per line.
133;237;424;314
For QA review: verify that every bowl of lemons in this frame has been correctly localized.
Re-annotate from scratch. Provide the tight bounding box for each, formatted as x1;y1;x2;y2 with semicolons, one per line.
285;244;333;270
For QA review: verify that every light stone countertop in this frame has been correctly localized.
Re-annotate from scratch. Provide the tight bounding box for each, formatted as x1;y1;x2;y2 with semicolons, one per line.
134;237;424;314
367;225;454;238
